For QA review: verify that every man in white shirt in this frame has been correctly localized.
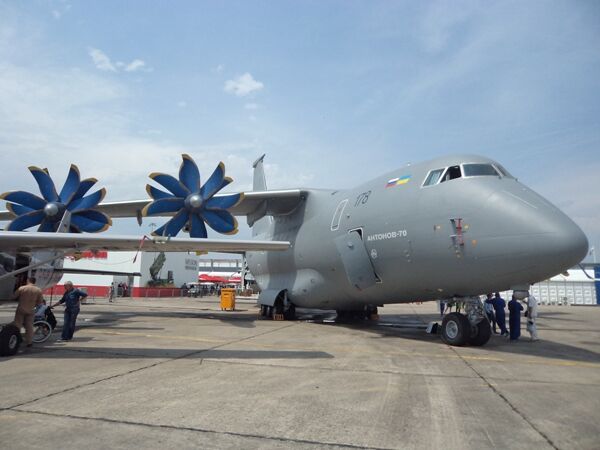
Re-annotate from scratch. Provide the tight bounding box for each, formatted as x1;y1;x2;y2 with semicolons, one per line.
526;294;539;341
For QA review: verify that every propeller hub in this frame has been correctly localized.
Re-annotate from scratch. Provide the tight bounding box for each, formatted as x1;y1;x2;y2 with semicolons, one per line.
44;202;65;220
185;194;203;210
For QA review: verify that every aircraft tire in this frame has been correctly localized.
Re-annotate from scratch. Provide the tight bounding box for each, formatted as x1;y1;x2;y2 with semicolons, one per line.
283;304;296;320
0;324;22;356
441;313;470;346
468;319;492;346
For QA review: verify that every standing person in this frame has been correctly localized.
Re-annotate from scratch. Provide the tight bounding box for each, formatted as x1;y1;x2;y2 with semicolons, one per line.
508;294;524;341
52;281;88;341
12;277;44;348
492;292;508;336
526;294;539;341
438;300;446;317
484;294;497;333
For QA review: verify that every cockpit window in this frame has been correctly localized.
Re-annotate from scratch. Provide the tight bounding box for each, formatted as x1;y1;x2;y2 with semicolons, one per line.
423;168;445;186
493;163;513;178
441;165;461;182
462;163;500;177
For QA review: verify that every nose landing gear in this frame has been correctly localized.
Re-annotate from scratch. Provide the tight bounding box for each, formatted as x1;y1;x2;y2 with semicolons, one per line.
438;297;492;347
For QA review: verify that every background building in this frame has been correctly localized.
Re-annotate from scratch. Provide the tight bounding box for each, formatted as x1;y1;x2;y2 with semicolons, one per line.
50;250;199;298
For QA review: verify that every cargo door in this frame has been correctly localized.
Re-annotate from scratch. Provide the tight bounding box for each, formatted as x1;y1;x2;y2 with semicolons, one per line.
334;229;378;290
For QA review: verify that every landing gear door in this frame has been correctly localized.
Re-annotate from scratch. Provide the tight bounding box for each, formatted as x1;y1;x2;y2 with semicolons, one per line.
334;230;377;291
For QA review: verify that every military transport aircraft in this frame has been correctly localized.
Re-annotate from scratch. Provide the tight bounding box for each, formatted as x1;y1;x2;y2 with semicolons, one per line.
0;153;588;353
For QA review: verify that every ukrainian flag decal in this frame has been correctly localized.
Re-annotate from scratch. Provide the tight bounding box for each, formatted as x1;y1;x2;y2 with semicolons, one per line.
386;174;411;188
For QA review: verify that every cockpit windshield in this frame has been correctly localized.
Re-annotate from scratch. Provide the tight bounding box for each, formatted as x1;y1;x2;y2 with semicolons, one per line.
462;163;500;177
422;162;511;187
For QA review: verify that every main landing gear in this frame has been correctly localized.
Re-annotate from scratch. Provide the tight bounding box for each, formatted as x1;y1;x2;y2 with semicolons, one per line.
0;323;22;356
336;305;379;321
260;291;296;321
439;297;491;347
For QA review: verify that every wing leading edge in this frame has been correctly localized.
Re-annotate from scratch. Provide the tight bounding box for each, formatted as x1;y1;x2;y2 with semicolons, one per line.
0;231;290;254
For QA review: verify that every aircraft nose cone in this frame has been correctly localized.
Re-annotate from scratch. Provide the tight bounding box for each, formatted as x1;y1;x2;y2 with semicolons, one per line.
540;212;588;269
492;186;589;275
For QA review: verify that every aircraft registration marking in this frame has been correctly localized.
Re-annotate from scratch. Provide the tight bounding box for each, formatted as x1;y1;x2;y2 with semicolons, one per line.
367;230;407;242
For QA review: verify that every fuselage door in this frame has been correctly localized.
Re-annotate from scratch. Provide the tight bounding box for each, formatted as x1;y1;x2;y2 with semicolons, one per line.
334;229;378;290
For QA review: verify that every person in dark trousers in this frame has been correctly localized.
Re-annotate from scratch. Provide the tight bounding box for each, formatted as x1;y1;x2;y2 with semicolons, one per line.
52;281;88;341
492;292;508;336
483;293;497;333
508;294;524;341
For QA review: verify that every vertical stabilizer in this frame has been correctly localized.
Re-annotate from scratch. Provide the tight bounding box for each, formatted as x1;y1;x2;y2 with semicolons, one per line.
249;154;270;236
252;154;267;191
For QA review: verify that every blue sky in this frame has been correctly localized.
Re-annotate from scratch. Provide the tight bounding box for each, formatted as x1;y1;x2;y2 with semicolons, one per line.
1;1;599;258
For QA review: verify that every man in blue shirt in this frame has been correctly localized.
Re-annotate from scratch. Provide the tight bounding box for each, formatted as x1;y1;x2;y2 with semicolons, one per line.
492;292;508;337
52;281;88;341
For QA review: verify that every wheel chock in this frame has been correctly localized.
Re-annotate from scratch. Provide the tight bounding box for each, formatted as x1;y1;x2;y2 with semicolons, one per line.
273;313;285;321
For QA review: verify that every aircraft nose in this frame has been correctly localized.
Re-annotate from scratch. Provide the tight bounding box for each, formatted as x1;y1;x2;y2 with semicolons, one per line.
484;186;588;276
538;210;589;269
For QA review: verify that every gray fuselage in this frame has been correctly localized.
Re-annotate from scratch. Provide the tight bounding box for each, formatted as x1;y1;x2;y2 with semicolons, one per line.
247;155;588;310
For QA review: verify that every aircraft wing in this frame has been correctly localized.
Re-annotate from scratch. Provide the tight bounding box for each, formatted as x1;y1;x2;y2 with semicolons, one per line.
0;231;290;254
0;189;306;222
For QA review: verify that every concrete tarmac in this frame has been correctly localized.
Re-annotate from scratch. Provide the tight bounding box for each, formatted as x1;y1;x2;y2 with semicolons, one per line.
0;298;599;450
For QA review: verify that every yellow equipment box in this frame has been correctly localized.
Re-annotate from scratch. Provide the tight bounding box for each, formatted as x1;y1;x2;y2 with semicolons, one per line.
220;288;236;311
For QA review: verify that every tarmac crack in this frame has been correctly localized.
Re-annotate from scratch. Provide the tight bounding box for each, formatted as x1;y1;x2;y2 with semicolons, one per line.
2;322;297;411
448;346;560;450
7;408;394;450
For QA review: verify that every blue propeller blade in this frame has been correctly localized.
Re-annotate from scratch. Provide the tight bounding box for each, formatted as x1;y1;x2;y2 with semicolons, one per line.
153;210;190;237
201;209;237;234
200;162;226;200
38;219;55;232
73;178;97;200
205;193;243;210
0;191;47;210
68;188;106;212
146;185;173;200
70;214;110;233
78;210;112;227
142;198;185;216
190;213;208;238
59;164;81;204
179;154;200;193
149;173;189;198
6;202;35;217
7;210;45;231
29;166;59;202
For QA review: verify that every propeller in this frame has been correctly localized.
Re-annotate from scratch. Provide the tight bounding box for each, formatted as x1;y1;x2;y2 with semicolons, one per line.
142;154;243;238
0;165;112;233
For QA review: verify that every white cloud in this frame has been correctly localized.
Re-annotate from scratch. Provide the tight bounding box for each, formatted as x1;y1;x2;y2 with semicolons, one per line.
89;49;149;73
125;59;146;72
224;73;264;97
88;48;116;72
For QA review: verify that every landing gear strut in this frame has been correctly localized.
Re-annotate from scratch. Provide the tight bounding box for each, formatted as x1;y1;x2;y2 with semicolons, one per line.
439;297;491;347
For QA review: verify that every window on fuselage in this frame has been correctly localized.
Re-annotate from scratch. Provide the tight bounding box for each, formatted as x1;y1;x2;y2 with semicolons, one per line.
440;165;461;183
423;168;445;186
462;163;500;177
